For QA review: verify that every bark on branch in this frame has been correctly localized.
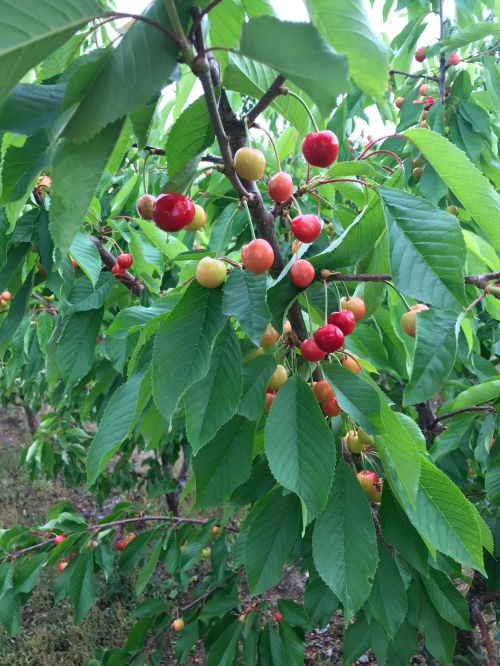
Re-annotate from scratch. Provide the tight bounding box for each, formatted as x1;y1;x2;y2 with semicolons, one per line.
89;235;145;295
246;75;286;125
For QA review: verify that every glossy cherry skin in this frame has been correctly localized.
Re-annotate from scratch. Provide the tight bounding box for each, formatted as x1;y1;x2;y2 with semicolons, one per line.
268;172;293;203
313;380;335;404
313;324;344;353
186;203;206;231
395;96;404;109
327;310;356;335
448;52;462;66
137;194;155;220
357;470;378;493
302;130;339;168
117;253;133;269
419;84;429;96
290;214;321;243
290;260;315;288
152;193;195;232
401;304;429;337
233;147;266;180
341;353;361;374
111;264;126;277
267;364;288;390
274;611;283;622
172;618;185;632
195;257;227;288
300;338;327;362
54;534;65;545
415;47;426;62
1;290;12;301
340;296;365;321
423;96;435;111
322;397;342;417
241;239;274;274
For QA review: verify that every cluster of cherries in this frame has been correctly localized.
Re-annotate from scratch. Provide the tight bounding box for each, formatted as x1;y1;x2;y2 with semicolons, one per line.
0;289;11;309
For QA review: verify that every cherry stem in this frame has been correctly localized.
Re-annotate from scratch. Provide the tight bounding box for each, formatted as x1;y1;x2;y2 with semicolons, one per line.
303;292;314;336
341;350;363;373
465;288;488;313
215;205;240;256
142;153;150;194
359;149;403;167
218;256;241;268
290;194;302;216
382;280;412;310
281;88;319;132
314;177;376;192
323;280;328;325
242;199;256;240
331;280;342;308
357;133;402;160
340;280;350;300
306;163;311;185
253;123;281;172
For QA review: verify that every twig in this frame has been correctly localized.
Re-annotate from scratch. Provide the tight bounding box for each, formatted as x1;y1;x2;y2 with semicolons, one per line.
389;69;439;82
189;0;224;40
320;270;500;290
181;587;217;612
483;590;500;605
201;153;224;164
31;292;57;314
431;405;495;427
438;0;447;102
471;602;498;666
246;75;286;125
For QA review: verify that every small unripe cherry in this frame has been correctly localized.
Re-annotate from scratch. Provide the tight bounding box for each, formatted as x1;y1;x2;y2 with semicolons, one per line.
201;547;211;558
422;111;428;120
267;364;288;391
58;561;68;573
322;397;342;417
274;611;283;622
313;380;335;404
290;260;315;288
415;47;426;62
125;532;136;544
0;299;6;308
111;264;126;277
283;320;292;334
448;52;462;66
340;296;365;321
264;391;276;412
211;526;220;537
172;618;185;632
300;338;327;362
70;257;78;269
186;203;206;231
357;470;378;494
345;430;363;454
419;83;430;96
261;324;279;347
137;194;155;220
447;205;458;215
412;167;423;180
401;304;429;337
0;290;12;301
291;240;300;254
314;324;344;353
117;253;133;269
54;535;65;545
195;257;227;288
268;172;293;203
395;96;404;109
241;239;274;274
420;121;429;129
233;147;266;180
327;310;356;335
341;353;361;374
290;214;321;243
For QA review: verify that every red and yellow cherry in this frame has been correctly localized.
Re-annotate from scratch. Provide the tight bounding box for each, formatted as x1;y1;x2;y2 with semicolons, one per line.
201;547;211;558
423;96;435;111
117;253;133;269
345;430;363;454
341;353;361;374
313;380;335;404
58;561;68;573
70;257;78;269
357;470;378;494
395;96;404;109
283;320;292;334
302;130;339;168
233;147;266;180
137;194;155;220
290;214;321;243
264;391;275;412
447;205;458;215
274;611;283;622
268;172;293;202
415;47;426;62
116;532;135;551
211;526;220;537
186;204;206;231
54;534;65;545
111;264;126;277
241;239;274;274
340;296;365;321
448;52;462;66
291;240;300;254
322;397;342;417
314;324;344;353
300;338;327;362
401;304;429;337
195;257;227;288
261;324;279;346
327;310;356;335
420;121;429;129
0;290;12;301
357;428;374;446
422;110;429;121
172;618;185;633
290;260;315;288
152;193;195;232
419;83;430;96
267;364;288;391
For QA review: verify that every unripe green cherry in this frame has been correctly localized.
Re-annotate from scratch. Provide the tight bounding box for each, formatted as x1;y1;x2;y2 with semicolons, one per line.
233;147;266;180
195;257;227;288
345;430;364;454
267;364;288;391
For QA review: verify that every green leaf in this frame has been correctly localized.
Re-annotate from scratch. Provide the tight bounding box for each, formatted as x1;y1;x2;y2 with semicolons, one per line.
135;542;162;597
404;128;500;246
64;1;187;142
68;551;95;623
239;17;348;117
245;487;301;595
265;376;336;521
441;21;500;48
403;310;458;406
86;373;143;487
0;270;34;345
306;0;389;101
185;323;242;453
451;380;500;409
380;185;467;310
409;580;456;665
49;120;125;254
207;621;242;666
193;415;255;507
56;309;103;385
166;95;214;175
0;0;101;106
367;544;407;638
0;83;65;135
395;456;484;572
0;591;21;636
463;230;499;273
0;131;50;203
69;232;102;287
278;622;305;666
303;578;339;628
63;273;114;315
238;354;276;421
222;268;271;346
342;613;371;665
152;281;227;423
312;460;378;618
421;569;470;630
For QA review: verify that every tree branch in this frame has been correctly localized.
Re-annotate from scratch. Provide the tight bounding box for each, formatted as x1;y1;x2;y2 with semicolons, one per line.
89;235;145;295
389;69;439;82
201;153;224;164
320;270;500;290
246;75;286;125
471;602;498;666
431;405;496;427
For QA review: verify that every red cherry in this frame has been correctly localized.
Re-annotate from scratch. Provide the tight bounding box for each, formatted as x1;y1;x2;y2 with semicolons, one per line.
264;391;275;412
268;172;293;203
117;253;133;269
58;561;68;573
423;96;435;111
302;130;339;168
313;324;344;353
395;96;404;109
70;258;78;269
322;397;342;417
111;264;126;277
290;214;321;243
290;260;315;288
448;52;462;66
54;535;65;545
357;470;378;493
419;84;430;96
327;310;356;335
300;338;327;362
340;296;365;321
313;380;335;404
415;47;426;62
241;239;274;274
152;193;195;232
116;539;126;551
274;611;283;622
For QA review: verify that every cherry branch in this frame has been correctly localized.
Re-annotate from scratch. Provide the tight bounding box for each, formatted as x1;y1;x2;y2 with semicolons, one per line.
200;153;224;164
431;405;496;427
389;69;439;82
246;75;286;125
321;270;500;291
89;235;145;295
471;601;498;666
